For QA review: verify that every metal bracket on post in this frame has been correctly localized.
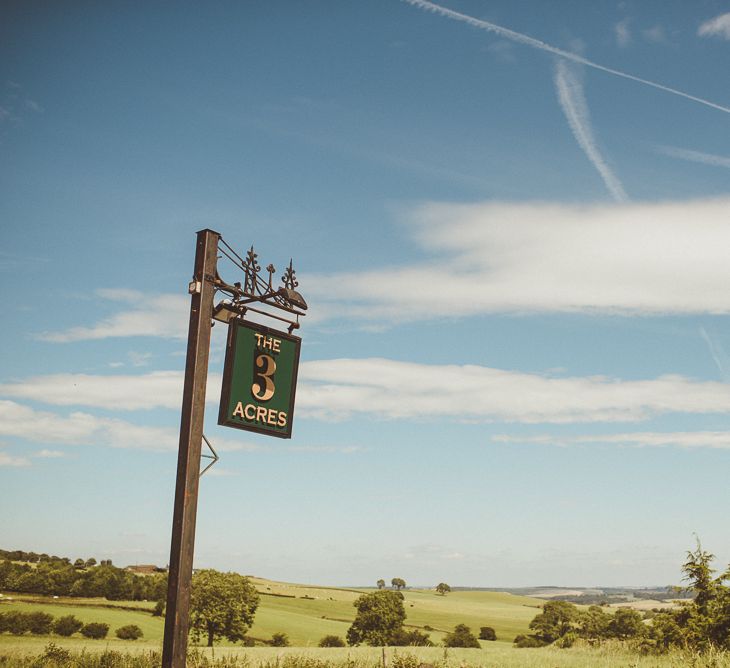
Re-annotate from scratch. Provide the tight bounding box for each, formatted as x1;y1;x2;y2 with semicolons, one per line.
199;434;219;477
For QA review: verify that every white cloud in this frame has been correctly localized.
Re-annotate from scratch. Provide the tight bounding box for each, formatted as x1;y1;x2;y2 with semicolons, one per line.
298;358;730;423
37;290;189;342
34;449;65;458
8;352;730;426
0;450;30;467
698;12;730;40
615;19;631;48
0;371;195;410
493;431;730;450
554;60;627;201
657;145;730;169
642;25;667;44
307;198;730;322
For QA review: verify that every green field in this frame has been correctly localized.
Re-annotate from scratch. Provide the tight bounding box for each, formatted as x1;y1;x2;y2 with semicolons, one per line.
0;579;540;652
2;580;729;667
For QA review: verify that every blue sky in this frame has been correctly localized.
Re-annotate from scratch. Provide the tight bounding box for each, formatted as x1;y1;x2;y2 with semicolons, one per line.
2;0;730;588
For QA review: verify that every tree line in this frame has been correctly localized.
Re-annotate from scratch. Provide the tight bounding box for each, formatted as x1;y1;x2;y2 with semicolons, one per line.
515;540;730;653
0;558;167;601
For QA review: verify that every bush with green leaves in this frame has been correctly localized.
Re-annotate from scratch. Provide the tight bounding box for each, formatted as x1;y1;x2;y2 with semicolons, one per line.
116;624;144;640
270;631;290;646
80;622;109;639
513;633;547;648
390;628;432;646
52;614;83;637
478;626;496;641
318;634;346;647
443;624;480;648
346;590;406;646
3;611;29;635
27;611;54;635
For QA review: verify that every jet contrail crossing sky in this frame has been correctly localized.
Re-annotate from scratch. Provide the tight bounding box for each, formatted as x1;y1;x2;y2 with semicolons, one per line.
402;0;730;116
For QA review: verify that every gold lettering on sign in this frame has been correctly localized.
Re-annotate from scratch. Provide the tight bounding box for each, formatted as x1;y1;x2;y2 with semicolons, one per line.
252;354;276;401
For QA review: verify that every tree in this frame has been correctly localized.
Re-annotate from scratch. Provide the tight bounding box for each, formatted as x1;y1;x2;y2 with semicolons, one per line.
319;634;346;647
73;558;85;570
606;608;646;640
116;624;144;640
391;578;406;590
80;622;109;639
189;569;259;647
479;626;496;641
683;538;716;617
270;632;290;646
443;624;480;648
435;583;451;596
577;605;610;641
376;579;385;590
528;601;578;644
85;558;97;569
53;615;83;637
346;590;406;646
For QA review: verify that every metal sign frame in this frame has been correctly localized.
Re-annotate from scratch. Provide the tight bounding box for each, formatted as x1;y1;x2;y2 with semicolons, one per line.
218;319;301;439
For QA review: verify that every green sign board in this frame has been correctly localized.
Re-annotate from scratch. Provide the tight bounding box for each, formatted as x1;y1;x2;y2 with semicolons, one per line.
218;320;301;439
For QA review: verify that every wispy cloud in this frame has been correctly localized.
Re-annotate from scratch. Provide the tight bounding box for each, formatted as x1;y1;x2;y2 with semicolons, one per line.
298;358;730;424
37;289;189;342
615;19;631;48
656;145;730;169
554;60;627;201
401;0;730;114
35;449;65;458
8;357;730;426
0;450;30;467
698;12;730;40
493;431;730;450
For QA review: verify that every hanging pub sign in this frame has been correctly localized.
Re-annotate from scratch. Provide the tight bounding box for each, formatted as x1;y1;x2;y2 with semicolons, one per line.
218;319;301;439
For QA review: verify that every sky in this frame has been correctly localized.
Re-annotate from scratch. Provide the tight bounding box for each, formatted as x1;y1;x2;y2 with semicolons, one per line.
2;0;730;589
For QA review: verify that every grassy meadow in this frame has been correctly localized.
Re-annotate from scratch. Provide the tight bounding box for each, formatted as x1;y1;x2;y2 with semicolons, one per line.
2;579;730;666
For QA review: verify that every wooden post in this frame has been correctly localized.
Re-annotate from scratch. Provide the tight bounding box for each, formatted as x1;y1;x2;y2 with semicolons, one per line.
162;229;220;667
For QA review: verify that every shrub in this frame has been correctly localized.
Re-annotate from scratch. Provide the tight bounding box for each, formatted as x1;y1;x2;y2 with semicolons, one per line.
242;636;256;647
40;642;71;664
270;631;290;646
27;611;54;635
4;611;29;635
443;624;480;648
390;628;433;646
80;622;109;639
53;615;83;637
152;599;165;617
513;634;547;648
479;626;496;641
116;624;144;640
318;634;346;647
391;653;420;668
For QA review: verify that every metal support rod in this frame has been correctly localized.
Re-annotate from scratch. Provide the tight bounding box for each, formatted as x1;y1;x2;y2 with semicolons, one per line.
162;229;220;668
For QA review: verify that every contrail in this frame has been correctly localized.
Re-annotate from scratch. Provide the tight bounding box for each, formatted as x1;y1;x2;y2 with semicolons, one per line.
402;0;730;115
657;145;730;169
700;326;730;381
554;61;627;201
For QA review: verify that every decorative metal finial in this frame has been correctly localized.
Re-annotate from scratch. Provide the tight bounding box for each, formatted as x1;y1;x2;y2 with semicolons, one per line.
266;263;276;291
242;246;261;295
282;259;298;290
